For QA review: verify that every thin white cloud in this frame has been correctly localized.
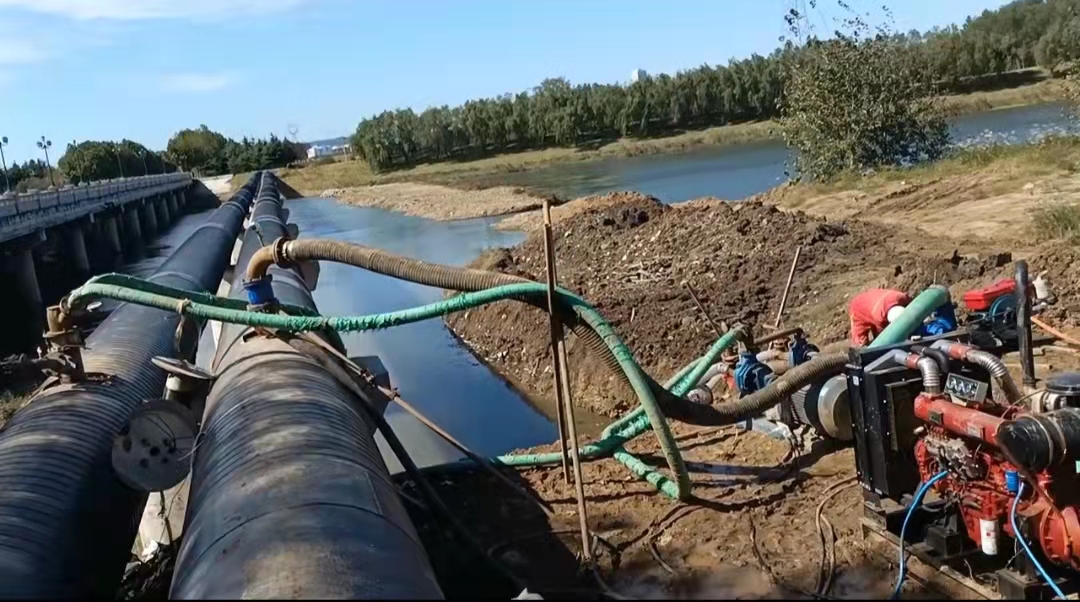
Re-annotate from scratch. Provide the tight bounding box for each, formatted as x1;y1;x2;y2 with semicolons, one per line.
0;38;45;65
0;0;309;21
159;72;237;93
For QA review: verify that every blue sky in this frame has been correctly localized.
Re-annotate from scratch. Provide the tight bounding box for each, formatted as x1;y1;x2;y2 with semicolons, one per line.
0;0;1007;163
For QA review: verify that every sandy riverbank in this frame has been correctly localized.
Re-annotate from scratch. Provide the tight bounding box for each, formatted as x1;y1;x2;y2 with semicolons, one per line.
321;182;550;221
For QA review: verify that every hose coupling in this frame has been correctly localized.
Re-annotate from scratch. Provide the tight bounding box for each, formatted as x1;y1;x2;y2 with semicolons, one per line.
243;275;277;309
270;236;292;267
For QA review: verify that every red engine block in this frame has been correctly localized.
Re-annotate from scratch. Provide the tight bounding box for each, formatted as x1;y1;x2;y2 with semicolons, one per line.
913;393;1080;570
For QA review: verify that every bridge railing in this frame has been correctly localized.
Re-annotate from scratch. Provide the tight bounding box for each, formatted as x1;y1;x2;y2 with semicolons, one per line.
0;173;193;243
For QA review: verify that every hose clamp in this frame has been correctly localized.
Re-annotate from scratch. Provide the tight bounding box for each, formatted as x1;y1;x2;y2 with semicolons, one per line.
271;236;291;267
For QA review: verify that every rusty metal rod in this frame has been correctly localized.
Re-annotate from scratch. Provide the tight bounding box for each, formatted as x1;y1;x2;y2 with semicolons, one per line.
685;281;723;337
542;200;571;483
1033;316;1080;349
774;245;802;328
547;201;591;563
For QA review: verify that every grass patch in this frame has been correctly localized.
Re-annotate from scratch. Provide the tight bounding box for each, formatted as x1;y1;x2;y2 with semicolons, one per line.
0;390;30;428
1030;201;1080;240
937;79;1066;117
771;135;1080;210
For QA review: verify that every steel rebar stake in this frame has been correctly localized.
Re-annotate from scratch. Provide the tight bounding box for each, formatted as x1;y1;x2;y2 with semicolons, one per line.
542;199;571;483
545;201;592;562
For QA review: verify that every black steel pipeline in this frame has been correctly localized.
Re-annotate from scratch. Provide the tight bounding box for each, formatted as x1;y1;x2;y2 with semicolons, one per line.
171;173;442;599
0;175;258;598
1016;260;1037;390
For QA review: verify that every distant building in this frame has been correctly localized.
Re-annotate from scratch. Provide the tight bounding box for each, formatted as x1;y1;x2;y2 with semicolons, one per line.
306;144;351;160
631;68;648;83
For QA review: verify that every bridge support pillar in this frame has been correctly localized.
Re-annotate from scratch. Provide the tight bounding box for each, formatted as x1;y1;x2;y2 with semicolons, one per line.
167;192;179;219
178;189;187;210
123;207;144;256
140;201;158;240
2;246;44;352
102;215;123;261
63;223;91;282
154;196;170;230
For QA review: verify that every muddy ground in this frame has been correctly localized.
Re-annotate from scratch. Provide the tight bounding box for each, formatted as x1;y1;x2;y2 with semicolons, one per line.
423;425;926;600
450;192;1080;419
442;189;1080;599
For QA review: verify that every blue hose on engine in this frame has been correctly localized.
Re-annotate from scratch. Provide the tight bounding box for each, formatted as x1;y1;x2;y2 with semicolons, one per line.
891;470;950;600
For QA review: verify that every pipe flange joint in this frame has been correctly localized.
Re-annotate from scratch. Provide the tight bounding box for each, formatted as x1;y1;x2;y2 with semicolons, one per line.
271;236;292;267
243;275;276;307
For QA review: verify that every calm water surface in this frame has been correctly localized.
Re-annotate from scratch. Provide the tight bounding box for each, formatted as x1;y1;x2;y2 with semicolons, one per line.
496;102;1079;203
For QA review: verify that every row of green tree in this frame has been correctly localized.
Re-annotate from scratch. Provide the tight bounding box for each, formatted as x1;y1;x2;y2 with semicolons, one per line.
351;0;1080;172
164;125;302;176
57;140;178;185
1;159;55;194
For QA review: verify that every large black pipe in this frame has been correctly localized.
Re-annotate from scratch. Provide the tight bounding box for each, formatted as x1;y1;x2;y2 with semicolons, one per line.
171;173;442;599
0;176;258;598
1016;260;1037;390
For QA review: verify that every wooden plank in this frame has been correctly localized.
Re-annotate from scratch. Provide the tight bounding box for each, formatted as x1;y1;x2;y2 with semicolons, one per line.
862;518;998;600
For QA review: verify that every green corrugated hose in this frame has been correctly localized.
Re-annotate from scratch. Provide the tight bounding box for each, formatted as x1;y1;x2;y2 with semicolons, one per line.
64;274;948;501
66;272;694;499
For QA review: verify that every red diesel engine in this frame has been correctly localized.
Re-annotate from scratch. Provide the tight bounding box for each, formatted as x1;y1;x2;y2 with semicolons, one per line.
913;386;1080;570
850;333;1080;598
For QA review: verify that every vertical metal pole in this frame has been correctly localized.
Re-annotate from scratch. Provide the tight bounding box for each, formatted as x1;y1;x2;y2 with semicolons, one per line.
542;200;571;483
0;141;9;193
1016;260;1037;390
774;245;802;328
551;258;592;563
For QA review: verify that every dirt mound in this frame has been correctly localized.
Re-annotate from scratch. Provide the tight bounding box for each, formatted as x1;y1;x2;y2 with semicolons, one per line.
496;191;667;234
447;195;1036;419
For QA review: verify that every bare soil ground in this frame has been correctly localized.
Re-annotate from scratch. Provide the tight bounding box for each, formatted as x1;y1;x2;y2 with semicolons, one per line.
450;192;1080;419
430;424;936;599
443;179;1080;598
320;182;549;220
762;169;1080;242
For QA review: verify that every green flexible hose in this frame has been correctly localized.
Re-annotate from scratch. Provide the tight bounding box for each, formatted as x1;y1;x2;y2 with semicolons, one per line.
66;273;948;502
66;272;694;499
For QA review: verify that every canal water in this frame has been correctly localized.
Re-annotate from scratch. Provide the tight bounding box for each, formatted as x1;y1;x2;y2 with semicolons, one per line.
493;101;1079;203
285;199;558;470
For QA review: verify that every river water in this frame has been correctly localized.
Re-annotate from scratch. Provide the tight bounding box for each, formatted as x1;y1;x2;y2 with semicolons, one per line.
122;102;1076;470
494;101;1079;203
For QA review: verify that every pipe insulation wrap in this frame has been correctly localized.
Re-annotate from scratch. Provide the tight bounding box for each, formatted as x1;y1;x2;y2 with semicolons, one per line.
171;173;442;599
0;175;258;598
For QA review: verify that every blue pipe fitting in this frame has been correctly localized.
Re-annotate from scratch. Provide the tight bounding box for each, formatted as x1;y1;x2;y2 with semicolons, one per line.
789;334;818;367
243;276;276;307
735;351;773;397
920;302;959;337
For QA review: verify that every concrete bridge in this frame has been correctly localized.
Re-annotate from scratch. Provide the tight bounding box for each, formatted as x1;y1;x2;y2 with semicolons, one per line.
0;173;200;354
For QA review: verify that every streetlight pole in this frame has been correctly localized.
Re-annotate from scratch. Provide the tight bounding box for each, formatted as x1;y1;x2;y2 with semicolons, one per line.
0;136;9;193
36;136;55;187
140;149;149;176
113;144;125;178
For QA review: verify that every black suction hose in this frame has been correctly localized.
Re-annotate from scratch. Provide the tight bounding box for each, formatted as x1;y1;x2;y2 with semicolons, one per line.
247;238;826;427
